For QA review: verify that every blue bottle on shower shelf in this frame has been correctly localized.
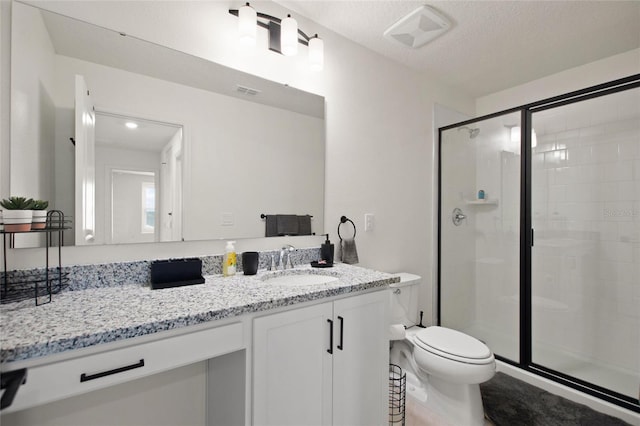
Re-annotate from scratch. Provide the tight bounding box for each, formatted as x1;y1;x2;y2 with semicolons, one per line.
478;190;485;200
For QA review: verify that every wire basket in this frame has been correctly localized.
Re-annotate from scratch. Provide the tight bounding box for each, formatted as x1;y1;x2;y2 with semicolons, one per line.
1;269;69;305
389;363;406;425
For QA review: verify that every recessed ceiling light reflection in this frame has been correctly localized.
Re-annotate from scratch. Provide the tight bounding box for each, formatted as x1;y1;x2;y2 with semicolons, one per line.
125;122;138;129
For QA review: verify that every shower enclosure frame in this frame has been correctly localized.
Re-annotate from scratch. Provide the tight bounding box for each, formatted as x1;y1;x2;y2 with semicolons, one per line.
437;73;640;413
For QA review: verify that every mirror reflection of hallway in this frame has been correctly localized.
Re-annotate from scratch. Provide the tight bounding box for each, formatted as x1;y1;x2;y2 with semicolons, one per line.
95;112;183;245
110;170;156;244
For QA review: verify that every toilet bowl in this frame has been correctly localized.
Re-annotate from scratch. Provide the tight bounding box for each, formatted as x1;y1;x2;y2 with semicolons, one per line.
389;273;495;426
412;326;495;385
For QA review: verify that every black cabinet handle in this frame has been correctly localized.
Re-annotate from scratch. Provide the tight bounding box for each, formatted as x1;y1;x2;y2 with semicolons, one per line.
337;316;344;351
327;319;333;354
80;359;145;383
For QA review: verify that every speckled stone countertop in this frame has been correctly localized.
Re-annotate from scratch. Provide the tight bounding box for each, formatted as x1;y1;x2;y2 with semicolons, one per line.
1;263;398;365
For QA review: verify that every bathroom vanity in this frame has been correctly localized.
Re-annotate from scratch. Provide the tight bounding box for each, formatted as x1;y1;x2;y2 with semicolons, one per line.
0;264;396;425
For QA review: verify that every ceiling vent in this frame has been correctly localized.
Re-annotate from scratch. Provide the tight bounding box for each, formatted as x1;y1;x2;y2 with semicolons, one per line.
236;84;261;96
383;5;451;49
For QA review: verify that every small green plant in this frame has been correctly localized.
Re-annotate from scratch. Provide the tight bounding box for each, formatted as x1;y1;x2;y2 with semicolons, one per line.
0;196;35;210
31;200;49;210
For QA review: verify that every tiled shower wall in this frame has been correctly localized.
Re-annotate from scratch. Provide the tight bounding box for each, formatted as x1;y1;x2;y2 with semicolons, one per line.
531;88;640;376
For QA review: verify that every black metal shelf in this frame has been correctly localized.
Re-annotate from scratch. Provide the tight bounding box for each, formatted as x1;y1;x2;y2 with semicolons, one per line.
0;270;69;305
1;210;70;305
0;226;71;234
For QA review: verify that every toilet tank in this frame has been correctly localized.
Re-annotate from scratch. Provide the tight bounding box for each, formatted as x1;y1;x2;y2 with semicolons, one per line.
389;273;421;328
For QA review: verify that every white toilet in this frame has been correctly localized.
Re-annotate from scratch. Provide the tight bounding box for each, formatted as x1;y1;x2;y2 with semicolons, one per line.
389;273;495;426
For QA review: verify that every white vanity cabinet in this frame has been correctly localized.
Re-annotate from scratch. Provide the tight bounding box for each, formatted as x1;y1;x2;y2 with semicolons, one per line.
252;290;389;426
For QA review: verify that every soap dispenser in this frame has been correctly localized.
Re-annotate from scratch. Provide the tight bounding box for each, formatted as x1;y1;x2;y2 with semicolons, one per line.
320;234;334;264
223;241;237;277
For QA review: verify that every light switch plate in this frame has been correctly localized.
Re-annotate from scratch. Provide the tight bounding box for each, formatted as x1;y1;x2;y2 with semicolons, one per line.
364;213;374;231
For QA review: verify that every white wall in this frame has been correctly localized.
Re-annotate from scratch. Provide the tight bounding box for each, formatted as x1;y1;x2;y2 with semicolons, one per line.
9;2;55;202
0;1;11;199
476;48;640;115
5;1;475;325
7;2;56;248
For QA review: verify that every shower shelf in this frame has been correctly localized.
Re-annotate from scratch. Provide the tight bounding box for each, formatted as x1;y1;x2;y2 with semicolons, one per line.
465;199;499;206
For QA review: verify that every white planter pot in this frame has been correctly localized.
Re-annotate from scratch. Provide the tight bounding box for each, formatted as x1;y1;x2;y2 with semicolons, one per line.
2;210;33;232
32;210;48;229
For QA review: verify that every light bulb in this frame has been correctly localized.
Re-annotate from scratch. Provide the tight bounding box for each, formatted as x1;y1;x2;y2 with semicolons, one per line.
309;35;324;71
238;2;256;46
280;14;298;56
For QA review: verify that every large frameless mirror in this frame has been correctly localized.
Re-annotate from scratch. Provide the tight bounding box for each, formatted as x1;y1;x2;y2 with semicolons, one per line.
10;2;325;248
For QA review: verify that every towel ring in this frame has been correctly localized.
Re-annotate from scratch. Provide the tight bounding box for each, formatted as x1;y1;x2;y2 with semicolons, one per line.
337;216;356;240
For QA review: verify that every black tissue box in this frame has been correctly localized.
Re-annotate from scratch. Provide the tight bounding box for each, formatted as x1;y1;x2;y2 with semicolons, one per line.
150;258;205;290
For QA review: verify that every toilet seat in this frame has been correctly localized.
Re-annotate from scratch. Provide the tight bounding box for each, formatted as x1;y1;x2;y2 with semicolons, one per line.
413;327;493;365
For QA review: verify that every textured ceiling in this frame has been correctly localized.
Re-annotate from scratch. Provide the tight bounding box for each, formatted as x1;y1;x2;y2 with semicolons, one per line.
278;1;640;97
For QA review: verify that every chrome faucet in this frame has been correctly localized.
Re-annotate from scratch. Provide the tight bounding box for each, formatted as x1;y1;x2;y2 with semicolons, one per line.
280;245;296;269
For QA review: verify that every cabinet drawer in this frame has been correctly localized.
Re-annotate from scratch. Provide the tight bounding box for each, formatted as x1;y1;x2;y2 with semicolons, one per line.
5;322;243;413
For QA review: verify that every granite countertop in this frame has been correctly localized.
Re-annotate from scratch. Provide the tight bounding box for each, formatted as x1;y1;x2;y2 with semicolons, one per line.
1;263;398;365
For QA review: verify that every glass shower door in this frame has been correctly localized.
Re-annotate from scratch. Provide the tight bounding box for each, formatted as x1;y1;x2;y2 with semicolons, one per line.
530;87;640;402
439;111;521;362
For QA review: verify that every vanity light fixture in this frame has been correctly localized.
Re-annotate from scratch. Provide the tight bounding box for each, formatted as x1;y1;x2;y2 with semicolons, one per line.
308;35;324;71
125;122;138;129
238;2;257;46
280;14;298;56
229;3;324;71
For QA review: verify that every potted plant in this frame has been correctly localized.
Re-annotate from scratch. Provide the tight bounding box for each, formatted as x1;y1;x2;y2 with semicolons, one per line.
0;197;35;232
31;199;49;229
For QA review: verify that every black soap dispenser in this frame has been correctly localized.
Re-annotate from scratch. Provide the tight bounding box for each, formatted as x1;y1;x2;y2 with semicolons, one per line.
320;234;334;264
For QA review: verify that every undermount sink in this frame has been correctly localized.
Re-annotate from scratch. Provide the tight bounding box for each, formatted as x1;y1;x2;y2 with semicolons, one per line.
260;271;339;286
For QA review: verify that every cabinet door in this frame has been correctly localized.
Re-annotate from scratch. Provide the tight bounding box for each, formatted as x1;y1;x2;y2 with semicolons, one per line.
253;302;333;426
332;291;389;426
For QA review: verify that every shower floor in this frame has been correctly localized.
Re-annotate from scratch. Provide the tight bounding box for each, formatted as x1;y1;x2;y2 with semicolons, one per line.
533;346;638;400
461;324;638;400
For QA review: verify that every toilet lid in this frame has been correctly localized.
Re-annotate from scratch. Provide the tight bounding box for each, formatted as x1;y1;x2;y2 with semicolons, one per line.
414;326;492;360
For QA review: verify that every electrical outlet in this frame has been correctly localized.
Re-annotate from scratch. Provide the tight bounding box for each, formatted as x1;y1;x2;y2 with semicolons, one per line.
364;213;375;231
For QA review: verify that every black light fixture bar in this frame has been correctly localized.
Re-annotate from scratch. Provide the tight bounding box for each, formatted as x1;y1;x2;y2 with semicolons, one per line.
229;8;312;49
